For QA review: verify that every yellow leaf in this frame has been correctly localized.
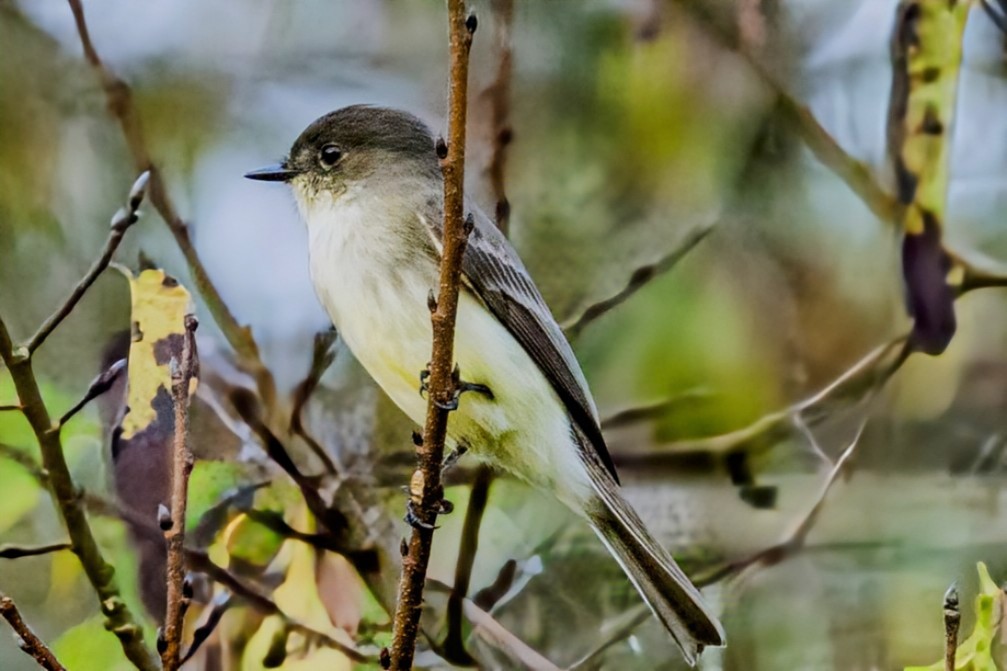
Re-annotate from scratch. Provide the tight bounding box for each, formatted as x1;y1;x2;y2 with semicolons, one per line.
117;267;195;440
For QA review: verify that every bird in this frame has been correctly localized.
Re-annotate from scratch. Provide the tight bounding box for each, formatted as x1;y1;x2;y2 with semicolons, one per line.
245;104;724;663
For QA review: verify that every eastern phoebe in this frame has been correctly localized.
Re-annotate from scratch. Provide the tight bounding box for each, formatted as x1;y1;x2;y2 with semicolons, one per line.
246;105;724;662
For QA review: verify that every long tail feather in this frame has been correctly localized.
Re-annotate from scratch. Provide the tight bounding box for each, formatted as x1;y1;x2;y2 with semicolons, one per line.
584;459;724;665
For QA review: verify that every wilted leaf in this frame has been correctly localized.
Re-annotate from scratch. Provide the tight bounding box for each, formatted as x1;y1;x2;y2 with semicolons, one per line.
118;267;196;441
111;266;196;619
241;504;355;670
906;562;1004;671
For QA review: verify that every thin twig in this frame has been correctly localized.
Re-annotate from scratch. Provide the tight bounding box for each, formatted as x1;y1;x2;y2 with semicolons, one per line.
57;357;126;427
461;598;560;671
0;542;72;560
0;404;21;411
600;388;712;431
441;3;513;660
562;224;714;339
27;172;148;353
693;362;899;587
389;3;476;669
289;328;339;475
443;466;493;664
566;603;650;671
66;0;275;407
179;592;232;665
483;0;514;233
956;254;1007;295
626;336;907;460
944;583;960;671
161;315;199;671
0;443;46;483
230;388;350;536
0;591;66;671
681;6;899;226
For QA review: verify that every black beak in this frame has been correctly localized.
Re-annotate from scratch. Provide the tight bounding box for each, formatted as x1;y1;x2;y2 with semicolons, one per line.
244;163;300;182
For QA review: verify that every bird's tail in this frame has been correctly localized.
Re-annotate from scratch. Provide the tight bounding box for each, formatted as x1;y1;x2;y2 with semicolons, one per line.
587;471;724;665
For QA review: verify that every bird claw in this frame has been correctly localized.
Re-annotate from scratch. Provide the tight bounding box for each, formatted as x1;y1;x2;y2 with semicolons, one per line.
404;500;437;530
419;365;494;409
418;367;431;397
441;444;468;475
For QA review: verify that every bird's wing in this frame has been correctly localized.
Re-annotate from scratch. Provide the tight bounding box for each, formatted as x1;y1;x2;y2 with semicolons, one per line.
420;201;618;482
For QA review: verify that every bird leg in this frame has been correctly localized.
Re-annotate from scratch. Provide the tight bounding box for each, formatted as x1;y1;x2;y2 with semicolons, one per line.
441;444;468;476
418;364;494;410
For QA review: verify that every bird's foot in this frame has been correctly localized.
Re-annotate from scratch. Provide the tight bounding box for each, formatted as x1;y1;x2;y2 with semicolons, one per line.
403;497;453;530
419;364;494;409
418;366;431;396
441;444;468;476
404;499;437;530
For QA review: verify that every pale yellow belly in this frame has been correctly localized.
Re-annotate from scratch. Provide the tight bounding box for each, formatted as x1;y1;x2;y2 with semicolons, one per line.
321;275;594;506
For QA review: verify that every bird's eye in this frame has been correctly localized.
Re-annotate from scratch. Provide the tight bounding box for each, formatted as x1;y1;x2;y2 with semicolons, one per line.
319;144;342;168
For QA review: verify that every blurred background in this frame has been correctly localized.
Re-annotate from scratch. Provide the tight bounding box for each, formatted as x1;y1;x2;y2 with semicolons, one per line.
2;0;1007;669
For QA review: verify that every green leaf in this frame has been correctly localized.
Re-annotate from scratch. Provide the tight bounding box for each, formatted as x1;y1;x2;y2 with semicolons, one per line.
186;459;247;529
52;615;134;671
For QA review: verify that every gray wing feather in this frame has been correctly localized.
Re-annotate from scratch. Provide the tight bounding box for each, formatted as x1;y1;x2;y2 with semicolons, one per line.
422;201;619;482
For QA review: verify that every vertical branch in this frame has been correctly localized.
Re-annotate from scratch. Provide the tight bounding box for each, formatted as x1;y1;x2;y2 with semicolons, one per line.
944;583;960;671
443;467;493;663
484;0;514;234
388;2;476;669
0;592;66;671
444;1;513;659
160;315;199;671
886;0;970;355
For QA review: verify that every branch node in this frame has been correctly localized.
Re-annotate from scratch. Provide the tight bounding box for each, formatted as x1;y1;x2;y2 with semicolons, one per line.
465;11;478;35
157;503;173;531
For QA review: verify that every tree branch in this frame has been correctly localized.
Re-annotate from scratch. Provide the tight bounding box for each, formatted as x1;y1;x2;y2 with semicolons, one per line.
27;172;148;353
482;0;514;233
160;315;199;671
389;3;476;669
681;6;900;226
562;223;714;339
441;2;513;661
693;383;885;587
600;388;712;431
943;582;960;671
0;591;66;671
620;337;908;460
0;443;46;483
443;466;493;664
57;357;126;427
0;191;158;671
289;328;339;475
65;0;276;407
0;542;72;560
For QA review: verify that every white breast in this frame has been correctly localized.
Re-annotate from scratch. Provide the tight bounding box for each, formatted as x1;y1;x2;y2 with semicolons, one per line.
295;181;595;509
